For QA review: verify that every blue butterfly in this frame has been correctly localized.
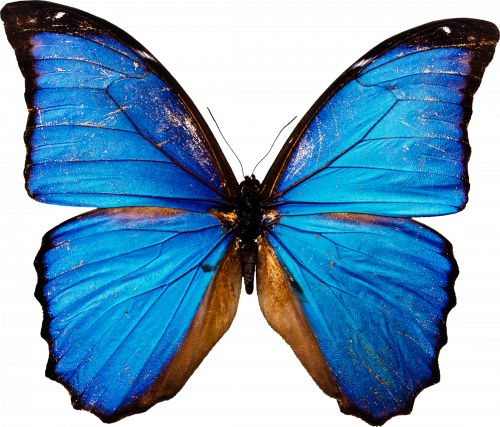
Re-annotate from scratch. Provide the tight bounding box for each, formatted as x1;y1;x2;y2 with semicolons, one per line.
2;1;498;425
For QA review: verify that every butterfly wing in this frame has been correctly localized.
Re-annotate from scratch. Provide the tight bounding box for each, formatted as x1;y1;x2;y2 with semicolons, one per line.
35;207;241;422
258;213;456;424
261;19;499;216
1;1;239;211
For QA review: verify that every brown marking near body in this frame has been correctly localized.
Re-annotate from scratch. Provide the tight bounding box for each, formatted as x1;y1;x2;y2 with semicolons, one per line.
137;237;242;407
256;236;340;399
212;210;238;228
262;209;282;227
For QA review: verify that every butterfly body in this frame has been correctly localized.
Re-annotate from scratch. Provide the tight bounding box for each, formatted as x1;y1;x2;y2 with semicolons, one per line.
236;175;264;294
234;174;289;295
1;1;498;425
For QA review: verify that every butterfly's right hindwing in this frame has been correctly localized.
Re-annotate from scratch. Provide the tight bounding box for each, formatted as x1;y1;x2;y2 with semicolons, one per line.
258;213;457;425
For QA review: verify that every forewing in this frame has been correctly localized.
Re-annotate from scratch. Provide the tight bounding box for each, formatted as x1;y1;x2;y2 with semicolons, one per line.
261;19;498;217
35;207;241;422
1;1;239;210
258;213;457;424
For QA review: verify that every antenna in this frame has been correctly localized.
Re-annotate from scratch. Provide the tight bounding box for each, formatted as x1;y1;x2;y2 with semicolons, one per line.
251;116;297;176
207;108;245;179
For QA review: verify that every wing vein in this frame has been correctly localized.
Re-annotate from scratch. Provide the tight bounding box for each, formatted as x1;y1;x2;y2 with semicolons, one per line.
102;88;229;200
266;100;399;204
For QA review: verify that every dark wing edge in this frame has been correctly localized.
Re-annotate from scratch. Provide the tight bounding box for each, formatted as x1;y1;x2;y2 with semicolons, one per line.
34;207;242;422
1;0;240;201
260;18;499;202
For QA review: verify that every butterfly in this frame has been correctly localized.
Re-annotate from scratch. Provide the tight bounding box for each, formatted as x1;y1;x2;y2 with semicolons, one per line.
1;0;498;425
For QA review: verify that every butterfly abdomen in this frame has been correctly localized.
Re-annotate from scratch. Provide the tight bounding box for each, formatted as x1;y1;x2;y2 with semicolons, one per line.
241;240;258;294
237;175;264;294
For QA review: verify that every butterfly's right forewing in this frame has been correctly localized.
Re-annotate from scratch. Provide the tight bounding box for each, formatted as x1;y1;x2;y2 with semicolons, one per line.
261;19;498;217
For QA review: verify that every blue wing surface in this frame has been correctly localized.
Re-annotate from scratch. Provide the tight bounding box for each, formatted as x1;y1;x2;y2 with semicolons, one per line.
262;19;498;217
35;207;241;422
1;1;239;211
261;213;457;424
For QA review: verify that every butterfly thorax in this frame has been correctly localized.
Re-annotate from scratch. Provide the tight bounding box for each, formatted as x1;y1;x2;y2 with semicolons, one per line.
237;175;263;295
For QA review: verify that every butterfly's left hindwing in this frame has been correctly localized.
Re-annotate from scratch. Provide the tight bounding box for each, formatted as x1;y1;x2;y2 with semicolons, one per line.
35;207;241;422
1;1;239;211
258;213;457;425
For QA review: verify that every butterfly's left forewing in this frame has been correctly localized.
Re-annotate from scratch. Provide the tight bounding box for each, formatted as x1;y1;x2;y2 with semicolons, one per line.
1;1;239;211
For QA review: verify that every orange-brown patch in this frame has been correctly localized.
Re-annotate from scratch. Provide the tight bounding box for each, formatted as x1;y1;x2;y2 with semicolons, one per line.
323;212;386;226
138;238;242;407
256;236;340;399
212;210;238;228
262;209;282;225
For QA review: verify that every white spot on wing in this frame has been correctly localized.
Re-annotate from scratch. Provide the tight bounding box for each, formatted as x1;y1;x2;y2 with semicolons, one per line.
134;49;158;62
54;12;66;19
353;57;374;69
442;26;451;34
